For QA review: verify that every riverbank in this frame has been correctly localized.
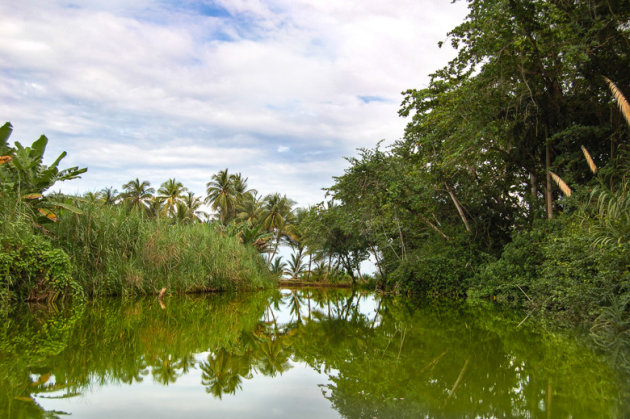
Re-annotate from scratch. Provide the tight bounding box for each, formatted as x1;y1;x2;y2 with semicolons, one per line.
277;280;353;288
0;198;275;306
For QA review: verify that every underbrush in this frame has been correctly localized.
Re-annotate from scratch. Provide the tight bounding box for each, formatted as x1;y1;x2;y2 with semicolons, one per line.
0;199;81;305
469;184;630;373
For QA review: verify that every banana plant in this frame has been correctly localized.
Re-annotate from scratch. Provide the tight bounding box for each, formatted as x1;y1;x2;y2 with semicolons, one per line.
0;122;86;223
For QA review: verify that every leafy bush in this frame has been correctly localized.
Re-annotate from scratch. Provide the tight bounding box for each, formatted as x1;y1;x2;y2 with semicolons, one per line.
472;205;630;328
388;238;477;298
0;225;80;304
471;220;555;304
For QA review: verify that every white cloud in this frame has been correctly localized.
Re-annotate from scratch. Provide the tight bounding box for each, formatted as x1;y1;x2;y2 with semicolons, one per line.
0;0;468;207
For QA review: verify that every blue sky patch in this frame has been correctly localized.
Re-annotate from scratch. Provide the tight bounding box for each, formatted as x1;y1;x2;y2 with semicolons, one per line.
358;95;388;104
196;3;231;18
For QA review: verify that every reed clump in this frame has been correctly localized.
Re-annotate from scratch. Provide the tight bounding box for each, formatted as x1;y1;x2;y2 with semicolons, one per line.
50;202;274;297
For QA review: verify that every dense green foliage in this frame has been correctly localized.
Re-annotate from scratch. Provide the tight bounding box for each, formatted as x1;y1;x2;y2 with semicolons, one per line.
0;213;78;306
306;0;630;342
0;124;84;305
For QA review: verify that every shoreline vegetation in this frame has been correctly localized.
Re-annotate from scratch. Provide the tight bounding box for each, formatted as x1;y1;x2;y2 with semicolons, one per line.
1;0;629;377
0;122;366;304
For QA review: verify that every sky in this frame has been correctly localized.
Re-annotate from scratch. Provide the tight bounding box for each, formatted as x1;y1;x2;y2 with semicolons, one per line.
0;0;468;208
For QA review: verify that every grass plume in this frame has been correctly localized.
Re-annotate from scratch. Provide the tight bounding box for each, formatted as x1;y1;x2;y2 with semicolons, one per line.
604;76;630;126
581;145;598;174
550;171;572;197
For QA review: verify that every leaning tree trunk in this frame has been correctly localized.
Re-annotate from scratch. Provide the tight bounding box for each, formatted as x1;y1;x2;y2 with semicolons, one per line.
545;140;553;220
445;183;471;232
267;230;282;264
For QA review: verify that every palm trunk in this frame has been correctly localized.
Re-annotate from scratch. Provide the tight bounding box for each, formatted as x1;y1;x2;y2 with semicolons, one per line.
529;171;537;206
268;230;281;264
307;252;312;281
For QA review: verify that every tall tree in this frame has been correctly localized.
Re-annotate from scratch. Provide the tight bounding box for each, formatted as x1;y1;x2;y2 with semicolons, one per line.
236;192;263;226
99;187;119;205
176;191;206;223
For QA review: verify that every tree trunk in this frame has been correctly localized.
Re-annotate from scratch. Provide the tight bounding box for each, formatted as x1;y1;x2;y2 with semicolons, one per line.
445;183;471;232
529;171;538;218
324;255;332;281
267;230;282;264
307;252;312;281
529;171;537;200
545;140;553;220
356;262;364;282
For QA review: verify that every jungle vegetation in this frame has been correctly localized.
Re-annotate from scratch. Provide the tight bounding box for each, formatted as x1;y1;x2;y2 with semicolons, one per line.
307;0;630;339
0;127;279;302
1;0;629;342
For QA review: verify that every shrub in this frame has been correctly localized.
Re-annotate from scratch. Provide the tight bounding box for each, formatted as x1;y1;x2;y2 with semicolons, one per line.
0;226;79;304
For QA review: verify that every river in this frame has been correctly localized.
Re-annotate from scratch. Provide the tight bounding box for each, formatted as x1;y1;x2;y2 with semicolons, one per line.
1;288;626;418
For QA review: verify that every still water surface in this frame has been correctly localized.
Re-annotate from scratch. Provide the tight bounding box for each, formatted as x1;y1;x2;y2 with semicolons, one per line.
1;289;626;418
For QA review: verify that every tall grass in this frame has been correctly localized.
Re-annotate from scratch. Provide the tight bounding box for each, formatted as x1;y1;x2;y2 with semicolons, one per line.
50;202;275;297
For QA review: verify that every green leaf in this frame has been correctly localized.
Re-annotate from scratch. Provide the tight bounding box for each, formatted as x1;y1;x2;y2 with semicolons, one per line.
30;135;48;161
0;122;12;153
48;200;83;215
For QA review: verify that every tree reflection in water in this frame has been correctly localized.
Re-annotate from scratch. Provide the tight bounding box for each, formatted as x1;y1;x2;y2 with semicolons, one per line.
1;289;628;418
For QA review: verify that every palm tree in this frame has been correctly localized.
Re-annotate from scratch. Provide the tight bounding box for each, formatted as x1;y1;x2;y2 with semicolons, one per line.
122;178;154;211
175;192;206;223
287;289;305;324
151;354;179;385
200;349;250;398
231;172;256;197
99;187;119;205
146;196;162;219
261;193;296;263
270;257;286;278
83;191;101;204
236;192;263;226
285;252;306;279
206;169;237;225
254;337;291;377
157;178;187;217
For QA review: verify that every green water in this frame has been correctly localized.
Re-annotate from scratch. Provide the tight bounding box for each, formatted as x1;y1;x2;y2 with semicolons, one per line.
0;289;626;418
